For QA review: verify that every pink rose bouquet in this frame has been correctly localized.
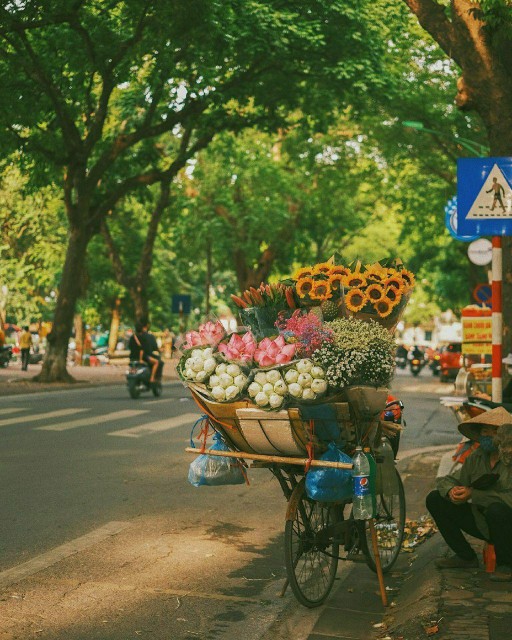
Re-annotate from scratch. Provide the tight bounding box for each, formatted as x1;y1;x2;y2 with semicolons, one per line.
218;332;257;364
254;335;296;367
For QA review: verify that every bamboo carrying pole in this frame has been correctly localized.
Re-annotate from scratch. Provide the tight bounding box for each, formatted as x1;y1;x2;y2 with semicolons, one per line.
185;447;353;470
368;518;388;607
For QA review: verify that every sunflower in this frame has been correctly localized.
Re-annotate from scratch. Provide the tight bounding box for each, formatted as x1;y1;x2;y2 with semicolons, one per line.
294;266;314;280
385;275;406;292
384;286;401;306
343;273;368;288
375;299;393;318
345;288;366;312
312;262;333;275
296;276;314;298
399;269;416;289
364;268;387;283
329;265;351;277
310;281;332;300
366;283;385;302
328;273;345;294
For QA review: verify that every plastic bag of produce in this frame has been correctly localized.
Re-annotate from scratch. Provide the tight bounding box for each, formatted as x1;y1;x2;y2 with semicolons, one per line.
188;433;246;487
305;442;353;502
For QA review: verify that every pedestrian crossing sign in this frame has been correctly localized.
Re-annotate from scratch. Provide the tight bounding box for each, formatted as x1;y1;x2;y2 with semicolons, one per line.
457;157;512;236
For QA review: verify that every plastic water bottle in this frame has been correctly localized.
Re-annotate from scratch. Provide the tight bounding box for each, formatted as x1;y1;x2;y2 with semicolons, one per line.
352;446;373;520
378;437;396;497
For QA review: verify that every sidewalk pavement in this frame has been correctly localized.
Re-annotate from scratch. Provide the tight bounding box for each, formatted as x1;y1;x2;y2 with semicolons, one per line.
0;358;181;396
302;450;511;640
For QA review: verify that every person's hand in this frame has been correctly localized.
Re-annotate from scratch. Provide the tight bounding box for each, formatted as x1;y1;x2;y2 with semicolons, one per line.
449;486;472;503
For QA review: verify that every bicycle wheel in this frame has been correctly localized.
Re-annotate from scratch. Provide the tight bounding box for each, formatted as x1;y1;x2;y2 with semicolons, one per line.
284;479;341;608
359;468;405;573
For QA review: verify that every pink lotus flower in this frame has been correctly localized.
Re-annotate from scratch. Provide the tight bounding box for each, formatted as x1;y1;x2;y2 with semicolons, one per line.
184;321;226;349
218;332;257;363
254;335;296;367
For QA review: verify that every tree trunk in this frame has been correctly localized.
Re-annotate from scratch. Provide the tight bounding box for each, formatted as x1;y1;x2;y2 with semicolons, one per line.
131;287;149;325
34;227;91;382
74;313;83;365
108;298;121;355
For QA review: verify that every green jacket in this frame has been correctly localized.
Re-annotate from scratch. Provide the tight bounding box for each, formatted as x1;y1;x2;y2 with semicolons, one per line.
436;448;512;539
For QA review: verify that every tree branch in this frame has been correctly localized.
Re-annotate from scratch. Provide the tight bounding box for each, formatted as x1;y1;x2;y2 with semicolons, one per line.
401;0;458;63
100;220;132;289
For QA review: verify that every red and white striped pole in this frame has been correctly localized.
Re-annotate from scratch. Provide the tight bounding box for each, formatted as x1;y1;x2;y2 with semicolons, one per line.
492;236;503;403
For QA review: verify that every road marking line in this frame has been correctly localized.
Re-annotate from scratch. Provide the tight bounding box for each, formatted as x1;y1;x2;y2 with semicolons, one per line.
36;409;148;432
2;408;27;415
108;412;201;438
0;408;89;428
142;398;175;405
0;521;130;589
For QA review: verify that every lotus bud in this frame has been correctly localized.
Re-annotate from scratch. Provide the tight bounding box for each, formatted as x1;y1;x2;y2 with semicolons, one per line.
226;363;241;377
192;349;204;358
196;370;208;382
225;385;240;401
266;369;281;384
211;386;226;401
274;379;288;395
209;374;220;388
262;383;274;395
310;366;325;379
296;359;313;373
219;373;234;388
234;374;247;389
302;388;315;400
311;379;328;395
248;382;262;398
255;392;269;406
191;357;204;372
269;393;284;408
185;358;193;369
203;348;214;358
185;368;195;379
254;371;267;385
288;382;302;398
216;363;227;375
297;372;313;388
203;357;217;373
285;369;299;384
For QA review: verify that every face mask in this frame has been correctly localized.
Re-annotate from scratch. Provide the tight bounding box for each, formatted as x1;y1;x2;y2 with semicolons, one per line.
479;436;498;453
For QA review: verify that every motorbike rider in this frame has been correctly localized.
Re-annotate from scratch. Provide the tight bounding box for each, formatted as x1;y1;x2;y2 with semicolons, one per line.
128;322;145;362
138;320;163;384
408;344;424;361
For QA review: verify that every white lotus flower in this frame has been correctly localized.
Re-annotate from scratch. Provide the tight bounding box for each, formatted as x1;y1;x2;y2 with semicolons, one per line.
269;393;284;408
185;358;193;369
302;388;315;400
296;359;313;373
255;392;270;406
288;382;302;398
216;363;227;375
254;371;267;385
266;369;281;384
196;370;208;382
248;382;262;398
219;373;234;388
285;369;299;384
262;383;274;395
185;367;195;379
226;363;241;377
191;357;204;372
274;379;288;395
211;386;226;401
234;374;247;389
203;357;217;373
203;348;214;358
225;385;240;401
310;366;325;379
192;349;204;358
297;372;313;388
209;374;220;388
311;379;328;394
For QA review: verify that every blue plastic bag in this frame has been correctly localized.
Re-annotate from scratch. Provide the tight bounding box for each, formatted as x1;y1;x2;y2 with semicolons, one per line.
299;404;342;445
305;442;353;502
188;432;246;487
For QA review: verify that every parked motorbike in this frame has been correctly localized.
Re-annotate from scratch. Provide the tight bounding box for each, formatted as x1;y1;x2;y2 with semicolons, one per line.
409;357;423;377
126;360;163;399
0;345;12;368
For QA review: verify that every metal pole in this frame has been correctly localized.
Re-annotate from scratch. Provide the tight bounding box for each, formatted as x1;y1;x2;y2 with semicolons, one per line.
492;237;503;402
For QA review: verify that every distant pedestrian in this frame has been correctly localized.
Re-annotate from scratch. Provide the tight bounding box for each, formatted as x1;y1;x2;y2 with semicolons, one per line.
19;326;33;371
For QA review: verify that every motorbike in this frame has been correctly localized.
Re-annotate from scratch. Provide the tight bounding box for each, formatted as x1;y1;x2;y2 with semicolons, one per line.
409;357;423;377
395;354;407;369
126;360;163;399
0;345;12;368
429;353;441;376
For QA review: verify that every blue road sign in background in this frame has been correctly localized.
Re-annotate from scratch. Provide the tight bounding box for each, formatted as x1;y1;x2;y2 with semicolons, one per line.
458;157;512;236
172;294;191;314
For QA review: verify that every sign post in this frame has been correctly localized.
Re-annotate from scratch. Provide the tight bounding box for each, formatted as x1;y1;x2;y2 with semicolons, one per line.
458;158;512;402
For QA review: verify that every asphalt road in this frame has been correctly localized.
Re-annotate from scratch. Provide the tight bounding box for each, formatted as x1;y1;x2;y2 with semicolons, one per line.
0;369;460;640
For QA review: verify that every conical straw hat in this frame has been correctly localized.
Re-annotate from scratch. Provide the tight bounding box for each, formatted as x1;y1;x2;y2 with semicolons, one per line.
458;406;512;440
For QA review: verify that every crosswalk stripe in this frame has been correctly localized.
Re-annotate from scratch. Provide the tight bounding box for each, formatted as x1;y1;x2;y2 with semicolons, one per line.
0;408;88;428
36;409;149;432
2;408;27;415
108;412;201;438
